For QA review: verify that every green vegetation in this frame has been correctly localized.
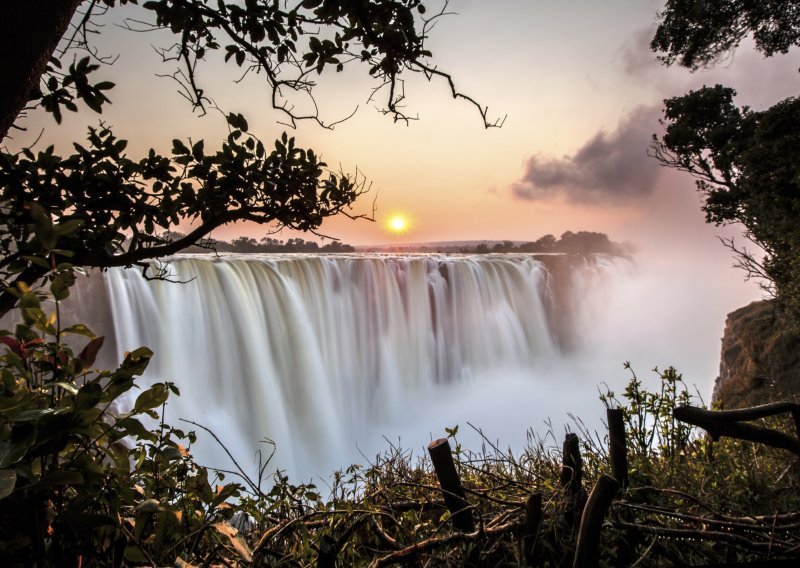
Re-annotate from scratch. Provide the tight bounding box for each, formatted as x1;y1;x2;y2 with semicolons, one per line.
363;231;631;255
652;0;800;69
652;1;800;322
163;232;356;254
1;1;799;565
1;280;798;566
459;231;630;255
216;236;355;254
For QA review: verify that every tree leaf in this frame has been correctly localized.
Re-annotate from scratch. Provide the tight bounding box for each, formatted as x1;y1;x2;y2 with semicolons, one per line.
78;336;105;369
62;323;95;337
0;469;16;499
0;440;31;468
54;219;84;236
134;383;169;412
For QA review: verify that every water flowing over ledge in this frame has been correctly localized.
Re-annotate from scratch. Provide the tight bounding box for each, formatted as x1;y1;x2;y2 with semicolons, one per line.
96;253;633;478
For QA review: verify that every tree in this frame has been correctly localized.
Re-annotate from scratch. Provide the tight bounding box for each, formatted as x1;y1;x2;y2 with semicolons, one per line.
651;0;800;69
652;1;800;320
0;0;498;317
652;86;800;316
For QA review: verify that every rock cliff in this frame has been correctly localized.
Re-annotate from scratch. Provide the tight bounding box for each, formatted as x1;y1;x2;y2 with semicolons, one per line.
713;300;800;408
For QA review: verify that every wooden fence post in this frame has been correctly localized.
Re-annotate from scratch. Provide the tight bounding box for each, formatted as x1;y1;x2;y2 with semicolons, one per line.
560;433;585;529
572;475;619;568
316;534;337;568
560;433;583;495
428;438;475;533
521;492;542;566
607;408;629;489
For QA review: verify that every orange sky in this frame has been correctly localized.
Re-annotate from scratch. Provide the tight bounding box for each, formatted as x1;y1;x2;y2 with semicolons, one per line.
8;1;799;252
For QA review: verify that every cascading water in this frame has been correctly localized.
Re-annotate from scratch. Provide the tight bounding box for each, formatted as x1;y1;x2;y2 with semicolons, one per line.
100;253;632;478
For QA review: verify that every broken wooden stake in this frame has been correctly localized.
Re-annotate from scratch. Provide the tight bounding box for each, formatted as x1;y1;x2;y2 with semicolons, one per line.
521;492;542;566
428;438;475;533
316;534;337;568
560;432;585;529
573;474;619;568
607;408;629;489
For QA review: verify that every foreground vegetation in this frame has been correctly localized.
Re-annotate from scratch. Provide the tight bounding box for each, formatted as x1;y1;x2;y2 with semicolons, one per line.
1;275;799;567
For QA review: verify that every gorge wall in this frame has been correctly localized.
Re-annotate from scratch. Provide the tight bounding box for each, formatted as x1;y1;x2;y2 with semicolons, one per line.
713;300;800;408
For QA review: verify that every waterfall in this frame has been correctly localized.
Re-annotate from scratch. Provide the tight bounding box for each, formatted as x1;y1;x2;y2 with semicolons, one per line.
101;253;632;478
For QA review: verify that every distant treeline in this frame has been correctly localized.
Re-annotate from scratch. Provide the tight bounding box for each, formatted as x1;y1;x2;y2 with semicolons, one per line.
166;230;628;255
462;231;631;255
366;231;632;255
166;233;355;254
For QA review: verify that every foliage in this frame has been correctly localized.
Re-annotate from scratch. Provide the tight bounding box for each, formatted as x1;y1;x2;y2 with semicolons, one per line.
0;273;258;566
175;233;356;253
30;0;501;130
652;85;800;319
0;117;365;315
3;282;798;568
652;0;800;69
474;232;623;255
600;364;693;462
0;0;500;318
652;2;800;321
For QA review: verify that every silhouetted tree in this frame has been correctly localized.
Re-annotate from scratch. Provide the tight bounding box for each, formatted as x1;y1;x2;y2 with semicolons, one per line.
652;2;800;319
0;0;498;317
651;0;800;69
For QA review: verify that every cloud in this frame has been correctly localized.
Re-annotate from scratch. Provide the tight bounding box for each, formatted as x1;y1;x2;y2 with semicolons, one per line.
511;106;662;204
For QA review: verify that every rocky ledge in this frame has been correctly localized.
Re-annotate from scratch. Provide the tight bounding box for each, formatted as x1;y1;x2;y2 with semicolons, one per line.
713;300;800;408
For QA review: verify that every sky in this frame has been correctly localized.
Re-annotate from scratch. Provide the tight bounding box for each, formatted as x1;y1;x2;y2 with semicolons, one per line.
8;0;797;250
8;1;800;372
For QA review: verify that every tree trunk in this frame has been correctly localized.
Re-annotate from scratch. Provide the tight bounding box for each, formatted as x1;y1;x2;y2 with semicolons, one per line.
0;0;84;142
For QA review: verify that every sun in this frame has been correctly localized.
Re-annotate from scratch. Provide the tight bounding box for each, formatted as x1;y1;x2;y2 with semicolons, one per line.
386;213;410;234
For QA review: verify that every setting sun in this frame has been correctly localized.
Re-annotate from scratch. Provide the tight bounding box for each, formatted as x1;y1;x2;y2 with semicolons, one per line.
386;213;410;234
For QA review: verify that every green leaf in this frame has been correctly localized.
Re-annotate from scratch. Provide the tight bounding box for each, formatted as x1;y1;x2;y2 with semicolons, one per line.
62;323;95;337
30;203;57;250
120;347;153;375
75;381;102;411
46;381;79;395
0;469;16;499
11;407;68;423
134;383;169;412
20;255;51;269
50;270;76;300
0;441;31;468
37;469;84;489
118;417;157;441
124;545;149;563
54;219;84;236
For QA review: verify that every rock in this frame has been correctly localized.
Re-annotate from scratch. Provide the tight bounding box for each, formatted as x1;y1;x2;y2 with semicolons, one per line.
713;299;800;408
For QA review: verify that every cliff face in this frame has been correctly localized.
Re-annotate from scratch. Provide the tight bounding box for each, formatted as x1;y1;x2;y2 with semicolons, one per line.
713;300;800;408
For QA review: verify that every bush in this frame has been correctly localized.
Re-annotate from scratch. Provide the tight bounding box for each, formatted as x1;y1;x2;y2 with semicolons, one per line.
0;271;249;566
1;271;799;566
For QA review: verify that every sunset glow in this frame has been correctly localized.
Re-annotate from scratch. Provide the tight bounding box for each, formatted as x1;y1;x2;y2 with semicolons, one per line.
386;214;410;234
